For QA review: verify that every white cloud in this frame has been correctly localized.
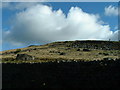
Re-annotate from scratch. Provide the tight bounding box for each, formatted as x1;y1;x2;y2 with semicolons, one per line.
108;30;119;41
105;5;118;16
3;4;119;46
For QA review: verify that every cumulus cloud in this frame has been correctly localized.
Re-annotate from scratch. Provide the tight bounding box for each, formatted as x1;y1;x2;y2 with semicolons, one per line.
3;4;119;46
105;5;118;16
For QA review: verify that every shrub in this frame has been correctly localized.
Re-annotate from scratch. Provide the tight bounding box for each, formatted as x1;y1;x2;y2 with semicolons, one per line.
59;52;66;55
99;52;109;56
2;57;15;61
28;45;37;47
14;49;21;54
98;53;102;54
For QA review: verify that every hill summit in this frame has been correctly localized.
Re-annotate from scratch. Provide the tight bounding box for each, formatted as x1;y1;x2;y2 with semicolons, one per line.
1;40;120;63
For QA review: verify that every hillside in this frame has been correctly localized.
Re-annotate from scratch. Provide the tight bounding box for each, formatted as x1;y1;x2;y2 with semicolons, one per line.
1;40;120;63
2;40;120;89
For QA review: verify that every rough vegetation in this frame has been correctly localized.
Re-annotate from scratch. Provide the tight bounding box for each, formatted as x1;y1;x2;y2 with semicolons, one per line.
1;40;120;63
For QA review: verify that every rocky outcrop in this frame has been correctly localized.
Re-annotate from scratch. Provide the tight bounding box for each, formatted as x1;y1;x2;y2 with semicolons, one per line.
16;54;34;60
68;40;120;50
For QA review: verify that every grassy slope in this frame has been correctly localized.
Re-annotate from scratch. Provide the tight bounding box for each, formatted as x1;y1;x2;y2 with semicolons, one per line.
1;40;120;63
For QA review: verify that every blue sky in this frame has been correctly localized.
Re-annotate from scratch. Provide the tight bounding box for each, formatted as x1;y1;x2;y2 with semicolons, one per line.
48;2;118;30
2;2;119;51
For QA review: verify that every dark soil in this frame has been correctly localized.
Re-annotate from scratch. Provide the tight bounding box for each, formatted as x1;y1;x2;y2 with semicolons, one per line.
2;59;120;89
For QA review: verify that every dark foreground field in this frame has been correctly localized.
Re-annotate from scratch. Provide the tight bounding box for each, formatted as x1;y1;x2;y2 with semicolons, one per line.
2;59;120;89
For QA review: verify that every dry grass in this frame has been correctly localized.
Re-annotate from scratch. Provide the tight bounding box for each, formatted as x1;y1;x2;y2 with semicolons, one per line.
1;40;120;63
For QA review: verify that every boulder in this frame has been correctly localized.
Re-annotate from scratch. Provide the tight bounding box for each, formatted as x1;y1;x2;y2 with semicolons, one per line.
16;54;34;60
83;49;90;51
77;49;80;51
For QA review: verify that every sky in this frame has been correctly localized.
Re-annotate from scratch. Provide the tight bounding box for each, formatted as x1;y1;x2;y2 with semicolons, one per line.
1;2;119;51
